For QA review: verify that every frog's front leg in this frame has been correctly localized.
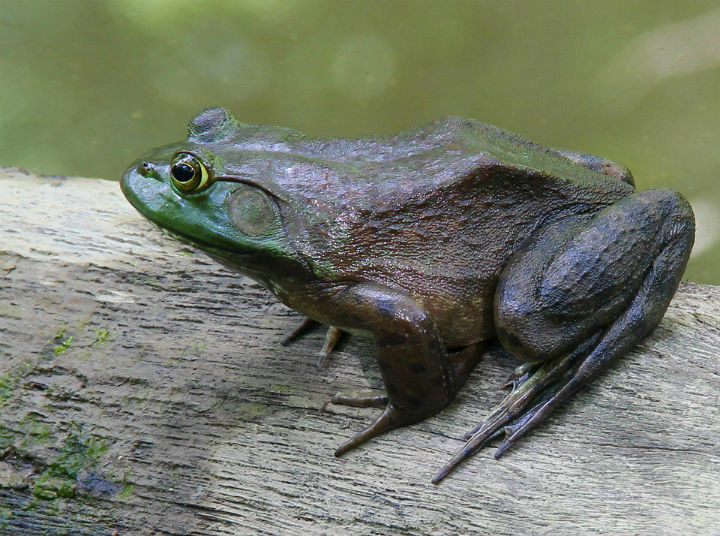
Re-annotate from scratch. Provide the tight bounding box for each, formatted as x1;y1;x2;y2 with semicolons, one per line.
434;189;694;482
326;283;481;456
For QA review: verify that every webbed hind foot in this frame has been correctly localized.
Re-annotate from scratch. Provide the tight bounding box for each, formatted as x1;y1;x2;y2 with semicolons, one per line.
433;334;599;483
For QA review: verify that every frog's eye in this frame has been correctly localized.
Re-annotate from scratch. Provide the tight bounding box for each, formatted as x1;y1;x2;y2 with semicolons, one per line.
170;152;210;192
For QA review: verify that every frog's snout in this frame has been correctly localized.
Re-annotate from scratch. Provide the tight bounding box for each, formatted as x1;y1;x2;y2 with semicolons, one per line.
121;160;159;205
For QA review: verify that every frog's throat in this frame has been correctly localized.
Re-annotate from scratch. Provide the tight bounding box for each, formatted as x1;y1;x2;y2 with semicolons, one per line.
147;220;251;262
145;220;304;288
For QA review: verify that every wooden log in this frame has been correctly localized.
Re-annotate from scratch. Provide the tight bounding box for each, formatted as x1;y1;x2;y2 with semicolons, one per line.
0;167;718;535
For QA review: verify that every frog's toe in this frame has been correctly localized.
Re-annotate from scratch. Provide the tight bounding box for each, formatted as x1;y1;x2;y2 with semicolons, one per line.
331;389;388;408
282;317;346;367
281;317;319;346
333;398;438;457
334;406;394;457
317;326;345;367
433;387;560;484
502;362;539;390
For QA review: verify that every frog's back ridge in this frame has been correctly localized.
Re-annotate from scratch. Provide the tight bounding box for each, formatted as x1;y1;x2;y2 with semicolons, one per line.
226;116;629;198
299;116;481;163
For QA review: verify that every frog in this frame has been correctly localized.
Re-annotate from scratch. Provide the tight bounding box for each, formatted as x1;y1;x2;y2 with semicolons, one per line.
121;107;695;483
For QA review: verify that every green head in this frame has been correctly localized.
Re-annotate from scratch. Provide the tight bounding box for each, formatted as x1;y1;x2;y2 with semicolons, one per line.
120;108;303;281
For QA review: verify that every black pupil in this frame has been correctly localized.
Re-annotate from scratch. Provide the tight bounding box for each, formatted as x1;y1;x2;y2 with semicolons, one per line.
172;162;195;182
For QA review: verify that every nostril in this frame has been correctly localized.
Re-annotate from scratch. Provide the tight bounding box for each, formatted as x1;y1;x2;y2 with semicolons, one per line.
139;161;153;176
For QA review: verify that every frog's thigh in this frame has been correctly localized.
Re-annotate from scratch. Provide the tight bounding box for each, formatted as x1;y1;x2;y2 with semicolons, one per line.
495;189;694;363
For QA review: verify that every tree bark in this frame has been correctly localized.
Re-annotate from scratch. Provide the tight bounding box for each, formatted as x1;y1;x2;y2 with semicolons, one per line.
1;168;718;535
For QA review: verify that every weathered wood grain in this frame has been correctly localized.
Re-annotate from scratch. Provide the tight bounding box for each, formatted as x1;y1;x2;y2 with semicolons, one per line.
0;168;718;535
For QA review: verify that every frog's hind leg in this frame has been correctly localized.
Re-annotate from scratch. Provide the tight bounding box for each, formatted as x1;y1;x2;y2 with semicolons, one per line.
433;189;694;483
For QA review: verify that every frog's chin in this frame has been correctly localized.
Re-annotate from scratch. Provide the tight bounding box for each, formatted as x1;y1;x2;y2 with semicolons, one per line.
148;221;251;262
152;223;285;288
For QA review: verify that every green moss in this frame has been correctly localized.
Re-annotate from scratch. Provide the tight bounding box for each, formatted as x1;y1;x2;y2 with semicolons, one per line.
117;468;133;484
119;484;134;499
34;474;74;500
0;359;34;406
0;373;16;406
53;425;107;479
0;304;21;317
93;328;110;346
53;336;73;355
18;414;53;447
0;426;15;450
33;424;51;442
30;423;51;443
0;506;11;530
52;325;73;355
238;403;267;419
32;423;108;501
274;384;292;394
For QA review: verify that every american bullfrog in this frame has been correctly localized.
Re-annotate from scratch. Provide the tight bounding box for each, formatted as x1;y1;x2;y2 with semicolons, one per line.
121;108;694;482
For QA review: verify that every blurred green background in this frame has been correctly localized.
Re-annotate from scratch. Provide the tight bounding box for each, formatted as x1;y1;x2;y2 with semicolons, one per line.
1;0;718;283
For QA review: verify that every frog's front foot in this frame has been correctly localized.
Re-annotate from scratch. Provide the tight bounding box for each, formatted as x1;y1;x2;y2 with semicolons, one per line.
330;342;483;457
317;326;345;367
330;391;408;456
281;316;346;367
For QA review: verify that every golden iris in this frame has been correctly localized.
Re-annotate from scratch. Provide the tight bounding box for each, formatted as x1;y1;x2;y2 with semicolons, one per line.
170;152;210;192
